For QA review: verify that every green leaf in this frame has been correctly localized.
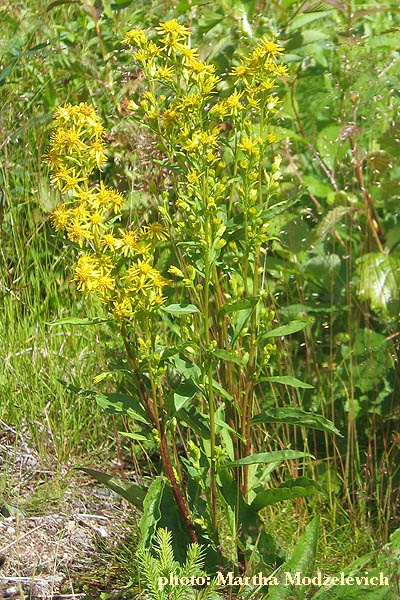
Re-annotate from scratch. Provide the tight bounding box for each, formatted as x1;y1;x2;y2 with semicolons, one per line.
214;349;243;367
231;298;259;346
161;303;199;315
311;206;352;245
47;316;110;326
47;0;81;10
316;124;344;170
261;320;308;339
81;468;147;509
222;450;312;468
139;477;165;548
357;253;400;313
268;516;320;599
253;407;341;436
289;10;332;31
169;353;202;384
118;431;148;441
171;378;198;415
220;296;259;314
251;478;320;511
217;469;284;567
178;405;210;439
95;392;149;425
259;375;314;389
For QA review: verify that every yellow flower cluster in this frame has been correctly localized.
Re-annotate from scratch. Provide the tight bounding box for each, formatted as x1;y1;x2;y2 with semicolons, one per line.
124;19;285;177
47;103;169;321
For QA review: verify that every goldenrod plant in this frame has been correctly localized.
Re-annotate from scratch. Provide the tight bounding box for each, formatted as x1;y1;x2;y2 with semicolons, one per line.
47;20;339;573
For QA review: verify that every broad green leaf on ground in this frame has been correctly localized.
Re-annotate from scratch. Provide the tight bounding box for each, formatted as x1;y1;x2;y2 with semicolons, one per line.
81;468;147;509
259;375;314;389
222;450;312;468
357;252;400;314
267;516;320;599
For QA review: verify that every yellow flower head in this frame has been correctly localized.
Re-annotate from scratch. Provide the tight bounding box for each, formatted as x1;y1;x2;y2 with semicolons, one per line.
50;204;71;231
156;19;189;40
123;28;148;47
140;222;169;242
225;89;245;116
73;254;99;292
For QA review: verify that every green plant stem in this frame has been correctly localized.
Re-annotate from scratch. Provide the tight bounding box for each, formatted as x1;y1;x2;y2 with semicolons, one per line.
203;181;218;541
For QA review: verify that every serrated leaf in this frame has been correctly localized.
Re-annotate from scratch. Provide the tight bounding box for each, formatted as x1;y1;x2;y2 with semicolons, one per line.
253;407;341;436
251;478;320;511
222;449;312;468
259;375;314;389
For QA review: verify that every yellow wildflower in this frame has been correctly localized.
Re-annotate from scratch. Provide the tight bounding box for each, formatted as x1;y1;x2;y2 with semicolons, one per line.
73;254;99;292
123;28;148;47
50;204;71;231
140;222;169;242
66;219;94;247
225;89;245;116
156;19;189;40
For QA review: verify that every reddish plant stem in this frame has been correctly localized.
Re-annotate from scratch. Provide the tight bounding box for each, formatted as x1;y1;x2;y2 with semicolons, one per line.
121;324;198;543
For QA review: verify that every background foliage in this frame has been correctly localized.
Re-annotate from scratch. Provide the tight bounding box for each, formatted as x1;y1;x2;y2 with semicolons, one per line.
1;0;400;597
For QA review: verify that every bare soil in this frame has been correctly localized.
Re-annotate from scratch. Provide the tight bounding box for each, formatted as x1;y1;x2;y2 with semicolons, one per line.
0;422;139;599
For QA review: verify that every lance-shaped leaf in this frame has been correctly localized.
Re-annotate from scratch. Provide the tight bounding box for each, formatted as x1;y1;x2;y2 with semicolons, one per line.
47;316;110;326
139;477;165;549
221;449;313;468
251;477;321;511
268;516;320;599
259;375;314;389
253;407;342;436
81;468;147;510
95;392;150;425
261;320;309;340
161;303;200;315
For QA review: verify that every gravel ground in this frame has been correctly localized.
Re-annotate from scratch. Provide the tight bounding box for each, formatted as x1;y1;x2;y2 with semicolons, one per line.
0;421;139;599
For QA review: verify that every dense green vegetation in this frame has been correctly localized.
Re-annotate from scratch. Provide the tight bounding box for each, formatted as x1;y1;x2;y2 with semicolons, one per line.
1;1;400;598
